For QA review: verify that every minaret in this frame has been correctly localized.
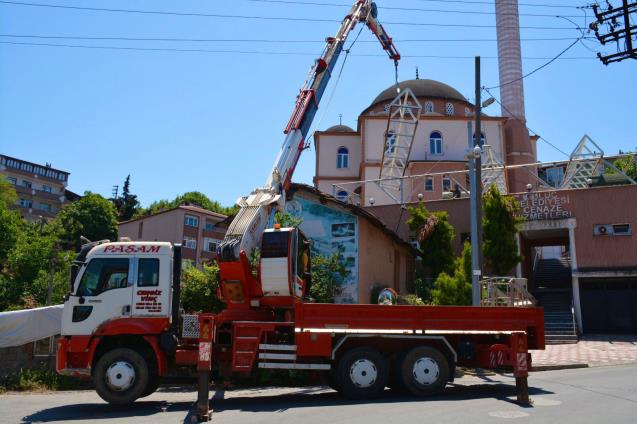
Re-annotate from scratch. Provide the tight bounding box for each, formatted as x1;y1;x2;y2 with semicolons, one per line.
495;0;536;193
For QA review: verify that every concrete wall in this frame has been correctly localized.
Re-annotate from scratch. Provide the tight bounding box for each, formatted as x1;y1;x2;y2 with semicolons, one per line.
566;185;637;269
315;133;361;178
357;217;412;303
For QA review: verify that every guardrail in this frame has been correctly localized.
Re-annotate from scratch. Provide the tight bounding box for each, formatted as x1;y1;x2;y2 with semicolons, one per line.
480;277;537;307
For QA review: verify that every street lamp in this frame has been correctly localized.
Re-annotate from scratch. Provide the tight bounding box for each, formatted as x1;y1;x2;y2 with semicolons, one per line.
526;183;533;192
417;193;423;201
369;197;375;205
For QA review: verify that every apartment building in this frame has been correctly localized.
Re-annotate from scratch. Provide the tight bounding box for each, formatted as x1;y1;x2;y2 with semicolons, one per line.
118;205;228;266
1;154;72;221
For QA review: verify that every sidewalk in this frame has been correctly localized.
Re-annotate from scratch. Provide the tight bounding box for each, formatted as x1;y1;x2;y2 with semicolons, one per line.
532;335;637;369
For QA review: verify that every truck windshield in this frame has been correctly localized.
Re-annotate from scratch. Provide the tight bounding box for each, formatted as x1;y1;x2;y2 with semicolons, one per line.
76;258;130;296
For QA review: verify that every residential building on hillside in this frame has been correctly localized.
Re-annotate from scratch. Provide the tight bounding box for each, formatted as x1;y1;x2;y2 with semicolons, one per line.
118;205;228;266
1;154;77;221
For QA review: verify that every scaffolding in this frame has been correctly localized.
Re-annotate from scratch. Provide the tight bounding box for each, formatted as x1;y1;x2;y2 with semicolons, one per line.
377;88;422;201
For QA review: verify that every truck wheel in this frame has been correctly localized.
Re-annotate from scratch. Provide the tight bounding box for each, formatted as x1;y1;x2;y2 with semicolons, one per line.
326;368;340;392
398;346;449;397
141;374;160;398
337;347;388;400
93;348;149;405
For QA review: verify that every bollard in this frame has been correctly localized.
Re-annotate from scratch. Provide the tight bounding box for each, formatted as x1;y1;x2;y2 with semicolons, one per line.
515;376;530;405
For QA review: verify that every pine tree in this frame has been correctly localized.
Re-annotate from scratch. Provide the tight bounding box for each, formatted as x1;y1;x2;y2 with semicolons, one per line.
119;175;140;221
482;185;524;275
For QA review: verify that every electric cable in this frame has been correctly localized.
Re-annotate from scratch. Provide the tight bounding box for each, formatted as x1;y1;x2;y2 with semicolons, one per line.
0;40;596;60
0;1;581;30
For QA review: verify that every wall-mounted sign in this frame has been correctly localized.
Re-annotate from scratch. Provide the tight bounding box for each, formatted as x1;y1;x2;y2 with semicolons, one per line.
517;191;573;221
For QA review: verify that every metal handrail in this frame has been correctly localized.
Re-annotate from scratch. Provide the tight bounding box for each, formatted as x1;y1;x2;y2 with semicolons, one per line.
480;277;537;307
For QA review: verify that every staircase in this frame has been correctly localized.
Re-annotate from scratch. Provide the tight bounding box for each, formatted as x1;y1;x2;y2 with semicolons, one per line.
534;258;572;288
535;291;578;344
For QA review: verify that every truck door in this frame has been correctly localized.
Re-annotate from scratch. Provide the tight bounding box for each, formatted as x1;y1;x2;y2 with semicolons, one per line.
132;256;171;318
61;257;134;336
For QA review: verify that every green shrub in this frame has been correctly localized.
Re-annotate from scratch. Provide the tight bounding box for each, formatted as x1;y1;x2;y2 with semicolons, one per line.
0;367;83;392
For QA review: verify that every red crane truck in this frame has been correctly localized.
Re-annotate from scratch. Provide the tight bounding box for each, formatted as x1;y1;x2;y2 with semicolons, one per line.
56;1;545;422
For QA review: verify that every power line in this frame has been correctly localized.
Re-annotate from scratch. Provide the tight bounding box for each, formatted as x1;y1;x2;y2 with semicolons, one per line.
0;33;596;44
484;35;587;89
0;40;596;60
0;1;580;30
243;0;585;18
482;87;571;158
411;0;584;9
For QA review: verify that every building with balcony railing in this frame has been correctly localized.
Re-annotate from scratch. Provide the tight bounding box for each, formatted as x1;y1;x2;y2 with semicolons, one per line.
1;154;76;221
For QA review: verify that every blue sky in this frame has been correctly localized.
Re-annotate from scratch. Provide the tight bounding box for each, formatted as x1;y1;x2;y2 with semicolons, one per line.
1;0;635;207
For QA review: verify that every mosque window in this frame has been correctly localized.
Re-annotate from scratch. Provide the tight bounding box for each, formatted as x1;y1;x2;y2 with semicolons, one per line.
429;131;443;155
385;130;396;155
445;102;455;116
337;147;349;169
424;177;434;192
424;101;434;113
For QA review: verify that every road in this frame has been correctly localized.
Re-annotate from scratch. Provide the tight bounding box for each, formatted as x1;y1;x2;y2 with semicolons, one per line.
2;365;636;423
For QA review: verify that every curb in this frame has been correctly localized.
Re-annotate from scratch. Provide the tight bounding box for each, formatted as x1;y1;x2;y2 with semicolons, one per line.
532;363;589;371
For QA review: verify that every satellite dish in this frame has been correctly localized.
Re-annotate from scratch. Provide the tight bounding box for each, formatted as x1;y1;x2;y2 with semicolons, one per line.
377;288;398;305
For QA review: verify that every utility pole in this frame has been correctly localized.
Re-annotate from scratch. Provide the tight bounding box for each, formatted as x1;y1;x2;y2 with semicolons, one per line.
468;122;480;306
590;0;637;65
473;56;484;307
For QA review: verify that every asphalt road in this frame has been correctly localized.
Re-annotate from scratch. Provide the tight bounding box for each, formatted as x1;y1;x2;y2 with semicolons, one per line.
2;365;636;424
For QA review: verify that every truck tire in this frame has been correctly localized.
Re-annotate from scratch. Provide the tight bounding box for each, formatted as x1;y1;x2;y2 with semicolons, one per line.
337;347;388;400
398;346;449;397
93;348;149;405
140;374;160;398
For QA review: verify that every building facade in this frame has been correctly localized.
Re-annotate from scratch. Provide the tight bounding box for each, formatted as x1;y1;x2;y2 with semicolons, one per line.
1;154;73;221
118;205;228;266
367;182;637;335
286;184;415;304
314;79;537;207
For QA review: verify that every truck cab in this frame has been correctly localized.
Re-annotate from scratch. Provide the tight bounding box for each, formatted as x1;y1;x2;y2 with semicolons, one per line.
62;241;174;336
57;240;181;405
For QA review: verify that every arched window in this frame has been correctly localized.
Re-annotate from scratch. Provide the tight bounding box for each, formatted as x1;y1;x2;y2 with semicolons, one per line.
336;190;348;202
385;130;396;155
445;102;455;116
429;131;443;155
473;132;486;147
337;147;349;169
424;101;434;113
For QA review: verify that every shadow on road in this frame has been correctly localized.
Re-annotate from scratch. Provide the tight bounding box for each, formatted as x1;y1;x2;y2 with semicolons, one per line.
20;383;554;423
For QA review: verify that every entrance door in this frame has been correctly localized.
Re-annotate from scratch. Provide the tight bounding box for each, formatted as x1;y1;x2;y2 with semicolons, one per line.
61;257;133;336
580;278;637;334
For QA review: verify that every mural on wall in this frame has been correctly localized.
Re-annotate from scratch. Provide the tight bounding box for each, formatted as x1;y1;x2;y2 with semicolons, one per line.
285;196;358;303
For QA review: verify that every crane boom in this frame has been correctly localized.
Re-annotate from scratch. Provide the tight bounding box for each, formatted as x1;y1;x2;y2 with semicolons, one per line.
219;0;400;262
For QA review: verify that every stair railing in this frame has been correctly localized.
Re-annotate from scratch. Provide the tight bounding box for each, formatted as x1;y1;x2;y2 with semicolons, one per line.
480;277;537;307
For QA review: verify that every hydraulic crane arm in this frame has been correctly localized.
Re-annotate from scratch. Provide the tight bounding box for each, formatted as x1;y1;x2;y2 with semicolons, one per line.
219;0;400;262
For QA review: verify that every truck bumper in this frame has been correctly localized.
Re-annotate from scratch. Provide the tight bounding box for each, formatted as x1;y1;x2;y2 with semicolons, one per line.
56;338;91;378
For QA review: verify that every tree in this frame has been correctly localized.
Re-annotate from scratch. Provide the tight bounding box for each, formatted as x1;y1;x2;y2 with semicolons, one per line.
113;175;140;222
56;192;118;250
180;263;224;313
406;203;456;280
309;252;349;303
274;211;303;228
1;219;72;310
431;242;472;306
606;153;636;180
482;185;523;275
138;192;238;218
0;181;22;265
